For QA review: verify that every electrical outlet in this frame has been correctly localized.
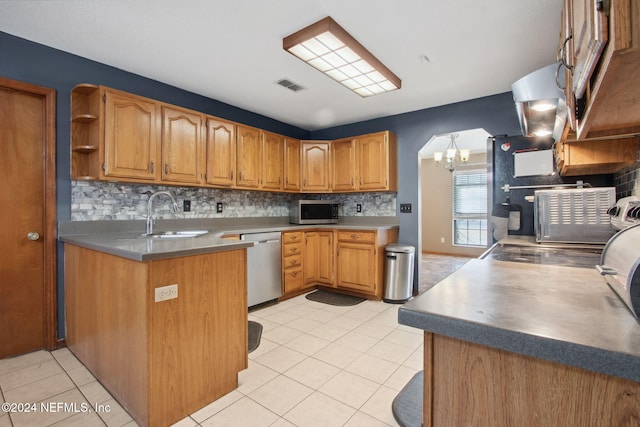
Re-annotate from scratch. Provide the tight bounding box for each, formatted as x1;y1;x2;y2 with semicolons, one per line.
155;284;178;302
400;203;412;213
440;237;445;244
356;203;362;213
183;200;191;212
216;202;223;213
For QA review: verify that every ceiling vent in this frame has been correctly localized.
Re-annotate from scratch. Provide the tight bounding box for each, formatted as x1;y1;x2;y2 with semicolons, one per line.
277;78;305;92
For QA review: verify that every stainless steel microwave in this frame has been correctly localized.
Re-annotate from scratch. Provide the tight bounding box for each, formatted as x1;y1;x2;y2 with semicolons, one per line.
289;200;339;225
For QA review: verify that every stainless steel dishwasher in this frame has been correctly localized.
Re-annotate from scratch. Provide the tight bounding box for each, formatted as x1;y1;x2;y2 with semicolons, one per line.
240;231;282;307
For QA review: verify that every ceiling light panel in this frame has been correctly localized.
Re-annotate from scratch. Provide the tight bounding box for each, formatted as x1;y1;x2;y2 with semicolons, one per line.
283;17;401;97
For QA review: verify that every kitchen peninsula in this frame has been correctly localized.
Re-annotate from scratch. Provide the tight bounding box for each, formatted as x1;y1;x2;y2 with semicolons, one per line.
399;259;640;426
62;228;252;427
60;215;399;427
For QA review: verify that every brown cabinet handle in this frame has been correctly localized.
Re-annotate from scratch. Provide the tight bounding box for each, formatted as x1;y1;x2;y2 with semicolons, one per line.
164;163;169;175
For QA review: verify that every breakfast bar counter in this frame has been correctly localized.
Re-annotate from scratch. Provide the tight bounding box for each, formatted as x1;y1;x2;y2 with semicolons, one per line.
398;259;640;426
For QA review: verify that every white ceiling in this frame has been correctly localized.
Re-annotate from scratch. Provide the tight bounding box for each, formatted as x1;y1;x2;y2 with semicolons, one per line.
0;0;562;131
419;128;492;158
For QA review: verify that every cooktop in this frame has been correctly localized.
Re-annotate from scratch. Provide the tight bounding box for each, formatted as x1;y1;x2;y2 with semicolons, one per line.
481;243;603;269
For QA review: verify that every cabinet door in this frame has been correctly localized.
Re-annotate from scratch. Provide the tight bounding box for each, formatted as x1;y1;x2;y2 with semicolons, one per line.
236;125;262;189
161;106;203;184
301;141;331;192
303;232;319;287
317;231;334;286
358;132;388;190
283;138;301;191
332;138;357;192
336;242;376;294
570;0;608;99
262;131;283;190
104;90;159;180
205;118;236;187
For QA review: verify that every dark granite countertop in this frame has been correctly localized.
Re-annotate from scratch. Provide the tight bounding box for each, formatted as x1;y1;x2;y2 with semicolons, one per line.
59;216;399;261
399;258;640;383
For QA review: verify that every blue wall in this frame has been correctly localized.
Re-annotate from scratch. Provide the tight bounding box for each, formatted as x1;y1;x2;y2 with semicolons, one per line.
1;30;523;339
310;95;523;289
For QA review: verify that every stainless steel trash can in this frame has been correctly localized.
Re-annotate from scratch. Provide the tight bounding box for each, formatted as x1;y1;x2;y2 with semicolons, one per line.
383;244;415;303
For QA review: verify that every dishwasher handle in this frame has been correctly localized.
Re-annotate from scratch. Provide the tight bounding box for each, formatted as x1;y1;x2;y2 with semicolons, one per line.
254;239;281;245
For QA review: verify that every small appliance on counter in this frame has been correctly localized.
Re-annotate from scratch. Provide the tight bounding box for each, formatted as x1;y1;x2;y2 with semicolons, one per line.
290;200;339;225
534;187;616;244
597;224;640;322
608;196;640;231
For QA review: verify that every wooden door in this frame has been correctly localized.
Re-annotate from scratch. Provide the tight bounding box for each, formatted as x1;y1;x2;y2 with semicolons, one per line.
104;90;159;180
0;77;57;358
331;138;357;191
205;118;236;187
236;125;261;189
262;131;283;190
283;138;301;191
301;141;331;192
317;231;334;285
358;132;389;190
161;106;203;184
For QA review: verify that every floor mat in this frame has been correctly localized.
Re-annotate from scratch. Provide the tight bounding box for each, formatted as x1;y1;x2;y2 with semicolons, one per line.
392;370;423;427
305;289;365;306
248;320;263;353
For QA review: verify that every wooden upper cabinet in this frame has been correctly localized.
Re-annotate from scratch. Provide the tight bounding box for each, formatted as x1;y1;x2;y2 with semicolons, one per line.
103;90;159;180
161;106;203;184
236;125;262;189
560;0;640;139
283;138;301;192
569;0;608;100
262;131;284;191
205;117;236;187
357;131;397;191
332;138;357;192
555;136;639;176
301;141;331;192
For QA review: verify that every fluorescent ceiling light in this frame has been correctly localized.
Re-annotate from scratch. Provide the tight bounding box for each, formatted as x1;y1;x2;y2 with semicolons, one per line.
283;17;401;97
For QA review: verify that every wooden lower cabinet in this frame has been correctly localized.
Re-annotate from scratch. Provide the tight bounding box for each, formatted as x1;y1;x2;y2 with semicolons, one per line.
281;228;398;300
65;245;248;427
302;231;334;288
423;332;640;426
282;231;304;296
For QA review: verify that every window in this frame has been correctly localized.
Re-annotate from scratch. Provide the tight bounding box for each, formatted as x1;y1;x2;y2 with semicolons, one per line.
453;169;487;247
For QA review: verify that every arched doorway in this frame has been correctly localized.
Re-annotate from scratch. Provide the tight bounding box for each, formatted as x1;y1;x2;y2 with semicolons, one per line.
417;128;490;293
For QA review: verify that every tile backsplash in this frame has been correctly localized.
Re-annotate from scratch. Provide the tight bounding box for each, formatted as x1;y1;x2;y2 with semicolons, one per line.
71;181;397;221
614;159;640;198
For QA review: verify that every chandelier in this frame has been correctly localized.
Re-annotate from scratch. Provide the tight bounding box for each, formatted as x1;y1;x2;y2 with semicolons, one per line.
433;134;470;172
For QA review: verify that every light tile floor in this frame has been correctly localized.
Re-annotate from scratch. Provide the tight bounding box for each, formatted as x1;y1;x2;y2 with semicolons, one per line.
0;293;423;427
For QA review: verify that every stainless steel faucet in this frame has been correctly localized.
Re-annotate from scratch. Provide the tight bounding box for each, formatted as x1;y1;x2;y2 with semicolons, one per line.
145;191;179;235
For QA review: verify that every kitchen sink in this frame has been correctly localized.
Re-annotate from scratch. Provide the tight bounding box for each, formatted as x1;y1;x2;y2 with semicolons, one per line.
143;230;210;238
117;230;211;240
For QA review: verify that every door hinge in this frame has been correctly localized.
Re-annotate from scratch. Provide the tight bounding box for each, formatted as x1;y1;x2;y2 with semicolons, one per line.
102;162;106;171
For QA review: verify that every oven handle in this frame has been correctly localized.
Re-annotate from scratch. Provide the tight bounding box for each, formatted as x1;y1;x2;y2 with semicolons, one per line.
595;265;618;276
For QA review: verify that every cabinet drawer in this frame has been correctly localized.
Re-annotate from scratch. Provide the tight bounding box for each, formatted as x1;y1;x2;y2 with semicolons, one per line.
283;232;303;244
283;253;302;269
283;267;303;290
337;231;376;243
283;242;303;256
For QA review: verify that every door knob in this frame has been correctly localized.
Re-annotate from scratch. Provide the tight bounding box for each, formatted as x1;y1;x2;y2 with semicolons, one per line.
27;232;40;241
